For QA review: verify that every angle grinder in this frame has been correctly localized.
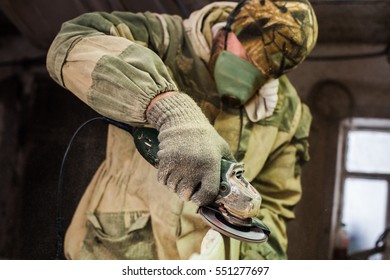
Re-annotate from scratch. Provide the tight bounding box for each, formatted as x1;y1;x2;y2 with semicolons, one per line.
104;118;270;243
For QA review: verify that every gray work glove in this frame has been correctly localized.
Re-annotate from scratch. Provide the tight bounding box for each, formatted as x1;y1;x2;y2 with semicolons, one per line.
146;93;235;206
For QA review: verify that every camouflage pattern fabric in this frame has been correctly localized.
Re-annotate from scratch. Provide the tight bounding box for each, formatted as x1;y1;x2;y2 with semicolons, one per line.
46;1;314;260
229;0;318;77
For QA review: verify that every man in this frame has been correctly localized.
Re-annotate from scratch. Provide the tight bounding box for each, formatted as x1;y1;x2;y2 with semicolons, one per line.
46;0;318;260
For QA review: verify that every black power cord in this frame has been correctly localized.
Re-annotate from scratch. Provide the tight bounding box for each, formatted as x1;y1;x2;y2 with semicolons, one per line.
55;116;138;259
55;117;107;260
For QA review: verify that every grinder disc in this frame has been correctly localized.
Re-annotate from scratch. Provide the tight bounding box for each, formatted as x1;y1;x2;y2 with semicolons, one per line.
198;206;270;243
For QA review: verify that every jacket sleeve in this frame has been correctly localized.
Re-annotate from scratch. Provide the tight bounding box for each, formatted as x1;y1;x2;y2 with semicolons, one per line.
240;95;312;260
46;11;180;124
241;142;304;259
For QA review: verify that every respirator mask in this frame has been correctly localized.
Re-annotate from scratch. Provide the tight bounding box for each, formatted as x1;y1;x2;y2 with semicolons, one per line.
214;50;265;107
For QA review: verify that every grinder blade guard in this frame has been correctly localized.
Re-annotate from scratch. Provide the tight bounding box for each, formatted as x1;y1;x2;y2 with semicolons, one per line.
198;159;270;243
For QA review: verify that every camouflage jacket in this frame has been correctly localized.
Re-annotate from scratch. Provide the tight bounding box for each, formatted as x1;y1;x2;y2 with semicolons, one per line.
47;2;311;260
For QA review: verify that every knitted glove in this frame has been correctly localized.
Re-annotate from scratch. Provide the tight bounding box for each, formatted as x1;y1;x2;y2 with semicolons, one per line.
146;93;234;206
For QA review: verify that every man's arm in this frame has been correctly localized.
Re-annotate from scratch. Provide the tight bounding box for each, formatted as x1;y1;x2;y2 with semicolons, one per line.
46;11;235;206
241;104;312;260
46;11;179;125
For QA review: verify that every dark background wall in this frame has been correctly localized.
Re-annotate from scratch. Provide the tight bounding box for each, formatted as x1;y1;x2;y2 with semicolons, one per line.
287;44;390;259
0;0;390;260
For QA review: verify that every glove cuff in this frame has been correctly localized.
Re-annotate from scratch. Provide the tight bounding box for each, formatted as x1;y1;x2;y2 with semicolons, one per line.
146;93;208;130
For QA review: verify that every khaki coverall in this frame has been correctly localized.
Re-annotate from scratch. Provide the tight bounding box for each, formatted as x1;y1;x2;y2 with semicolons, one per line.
47;2;312;260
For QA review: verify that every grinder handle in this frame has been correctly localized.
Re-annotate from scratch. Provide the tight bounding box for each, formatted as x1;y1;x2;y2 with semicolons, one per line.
103;117;160;167
132;127;160;167
103;117;236;173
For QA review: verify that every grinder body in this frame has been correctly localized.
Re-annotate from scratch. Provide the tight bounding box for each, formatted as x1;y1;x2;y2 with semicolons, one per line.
106;120;270;243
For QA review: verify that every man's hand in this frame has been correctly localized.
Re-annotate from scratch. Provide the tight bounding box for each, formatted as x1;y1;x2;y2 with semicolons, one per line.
146;92;234;206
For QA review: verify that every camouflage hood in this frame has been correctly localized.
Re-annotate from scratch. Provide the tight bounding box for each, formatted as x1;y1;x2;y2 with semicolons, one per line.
183;2;236;63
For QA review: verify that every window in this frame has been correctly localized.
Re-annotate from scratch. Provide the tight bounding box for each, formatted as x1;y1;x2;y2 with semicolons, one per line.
333;118;390;259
